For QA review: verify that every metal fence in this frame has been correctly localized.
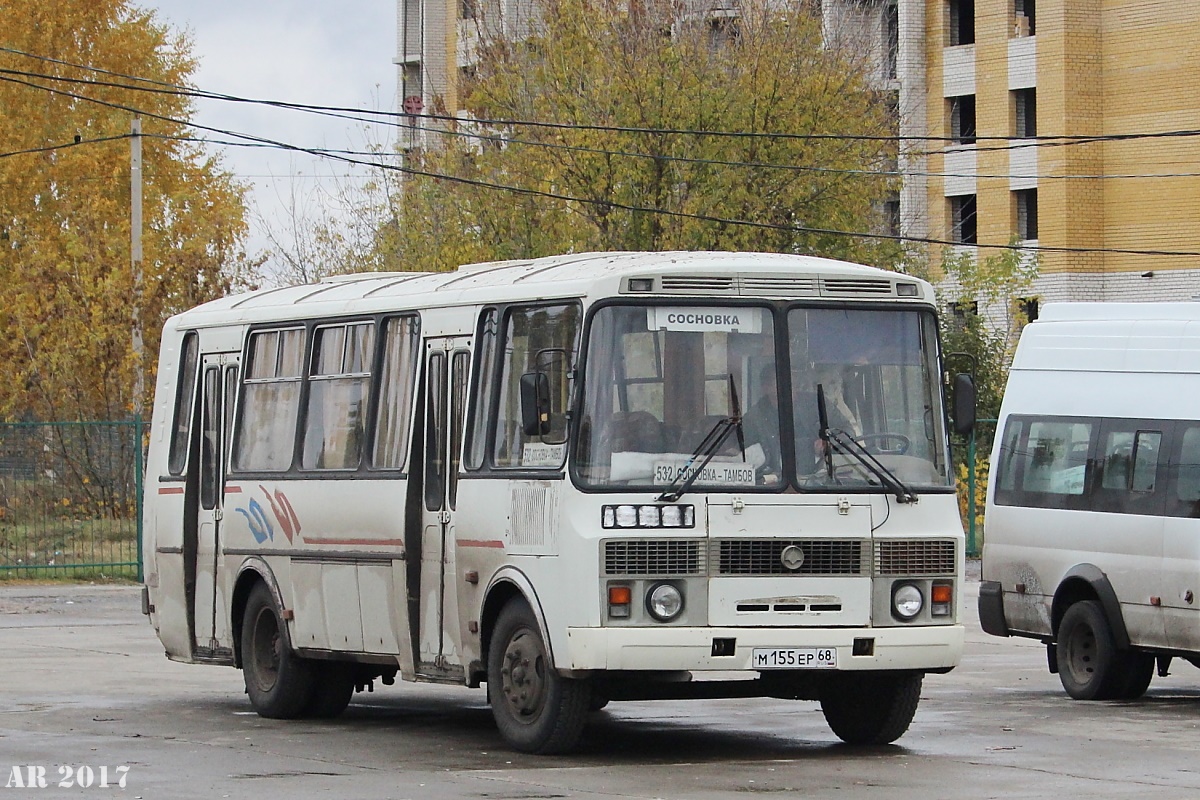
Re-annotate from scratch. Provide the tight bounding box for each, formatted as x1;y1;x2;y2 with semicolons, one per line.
0;421;143;580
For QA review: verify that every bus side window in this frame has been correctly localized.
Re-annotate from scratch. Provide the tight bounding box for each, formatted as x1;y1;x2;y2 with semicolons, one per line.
493;303;580;469
234;328;305;472
372;315;421;470
302;322;375;470
168;332;199;475
464;310;498;471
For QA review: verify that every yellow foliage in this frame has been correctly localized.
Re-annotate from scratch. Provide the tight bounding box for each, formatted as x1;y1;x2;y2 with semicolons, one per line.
0;1;257;421
956;457;988;550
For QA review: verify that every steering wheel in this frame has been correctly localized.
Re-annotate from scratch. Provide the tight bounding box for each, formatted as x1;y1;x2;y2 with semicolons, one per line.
852;432;911;455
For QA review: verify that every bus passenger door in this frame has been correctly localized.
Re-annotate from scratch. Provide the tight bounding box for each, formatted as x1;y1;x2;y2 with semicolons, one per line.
416;340;471;676
191;354;238;659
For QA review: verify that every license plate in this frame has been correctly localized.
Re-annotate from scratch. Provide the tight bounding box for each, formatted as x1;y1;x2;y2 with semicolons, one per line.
751;647;837;669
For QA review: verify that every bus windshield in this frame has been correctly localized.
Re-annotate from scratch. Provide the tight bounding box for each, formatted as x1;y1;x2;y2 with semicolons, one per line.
575;304;949;492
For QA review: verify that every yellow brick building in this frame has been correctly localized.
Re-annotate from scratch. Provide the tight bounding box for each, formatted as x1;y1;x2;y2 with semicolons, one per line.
917;0;1200;302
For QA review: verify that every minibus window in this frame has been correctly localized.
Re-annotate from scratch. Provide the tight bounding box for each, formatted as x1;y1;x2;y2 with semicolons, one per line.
1131;432;1161;493
1022;420;1091;496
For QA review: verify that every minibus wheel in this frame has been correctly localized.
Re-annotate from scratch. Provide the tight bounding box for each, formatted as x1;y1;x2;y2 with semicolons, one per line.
487;600;590;754
241;582;316;718
1116;652;1155;700
819;671;923;745
1056;600;1123;700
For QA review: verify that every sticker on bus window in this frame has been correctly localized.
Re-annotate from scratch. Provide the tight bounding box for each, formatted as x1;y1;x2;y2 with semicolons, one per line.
648;307;763;334
653;460;758;486
522;442;565;467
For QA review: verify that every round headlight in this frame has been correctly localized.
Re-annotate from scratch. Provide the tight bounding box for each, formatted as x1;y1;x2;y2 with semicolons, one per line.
646;583;684;622
892;583;924;620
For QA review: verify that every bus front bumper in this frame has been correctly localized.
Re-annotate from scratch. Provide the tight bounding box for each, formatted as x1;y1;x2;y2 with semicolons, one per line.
563;624;964;672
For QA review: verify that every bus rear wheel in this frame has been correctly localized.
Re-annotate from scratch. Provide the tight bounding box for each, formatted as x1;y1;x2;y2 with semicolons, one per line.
487;600;590;754
1057;600;1123;700
304;662;356;718
241;583;315;719
819;672;923;745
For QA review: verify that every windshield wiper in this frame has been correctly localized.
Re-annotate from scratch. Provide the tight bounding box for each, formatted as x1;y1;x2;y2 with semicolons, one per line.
658;375;745;503
816;384;918;504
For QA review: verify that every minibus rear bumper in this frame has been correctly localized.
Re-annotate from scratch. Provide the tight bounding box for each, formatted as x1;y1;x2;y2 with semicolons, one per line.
563;624;964;672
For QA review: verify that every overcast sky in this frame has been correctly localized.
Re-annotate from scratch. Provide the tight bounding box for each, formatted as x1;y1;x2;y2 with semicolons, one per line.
142;0;398;280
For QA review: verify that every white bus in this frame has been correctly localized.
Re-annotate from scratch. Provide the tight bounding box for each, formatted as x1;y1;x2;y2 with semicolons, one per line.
142;251;968;753
980;302;1200;700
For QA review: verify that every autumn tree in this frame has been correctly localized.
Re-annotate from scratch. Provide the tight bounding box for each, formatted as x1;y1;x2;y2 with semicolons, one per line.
382;0;904;272
0;0;256;421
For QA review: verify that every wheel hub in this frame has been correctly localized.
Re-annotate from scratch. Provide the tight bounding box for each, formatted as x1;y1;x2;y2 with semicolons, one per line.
501;630;546;719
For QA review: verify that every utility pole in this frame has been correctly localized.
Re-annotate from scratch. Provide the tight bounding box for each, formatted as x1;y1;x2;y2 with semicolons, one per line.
131;118;144;419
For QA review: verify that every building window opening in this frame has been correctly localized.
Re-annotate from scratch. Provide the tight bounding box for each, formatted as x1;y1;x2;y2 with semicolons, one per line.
1015;188;1038;241
1017;297;1040;324
1014;88;1037;138
949;95;977;145
949;0;975;46
885;1;899;80
1014;0;1035;36
950;194;978;244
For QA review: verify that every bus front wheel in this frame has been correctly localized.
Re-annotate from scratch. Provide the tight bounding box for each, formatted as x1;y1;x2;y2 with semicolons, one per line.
487;600;590;754
819;671;923;745
241;582;315;718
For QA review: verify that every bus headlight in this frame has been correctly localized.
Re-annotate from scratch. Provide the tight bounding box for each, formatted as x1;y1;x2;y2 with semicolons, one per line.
646;583;684;622
891;583;923;620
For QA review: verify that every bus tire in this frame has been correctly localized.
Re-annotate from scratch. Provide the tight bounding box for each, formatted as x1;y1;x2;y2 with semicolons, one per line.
304;662;356;718
1056;600;1123;700
1116;651;1155;700
241;583;315;719
819;672;923;745
487;600;589;754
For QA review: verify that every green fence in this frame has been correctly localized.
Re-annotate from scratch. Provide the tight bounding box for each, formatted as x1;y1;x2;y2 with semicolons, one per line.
0;416;992;575
953;419;998;558
0;421;143;580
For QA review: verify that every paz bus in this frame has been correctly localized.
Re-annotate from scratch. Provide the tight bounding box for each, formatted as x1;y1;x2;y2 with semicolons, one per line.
141;251;970;754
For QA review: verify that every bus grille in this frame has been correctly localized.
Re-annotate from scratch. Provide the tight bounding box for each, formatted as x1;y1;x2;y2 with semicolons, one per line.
874;540;957;576
603;539;956;577
713;539;868;576
604;540;705;576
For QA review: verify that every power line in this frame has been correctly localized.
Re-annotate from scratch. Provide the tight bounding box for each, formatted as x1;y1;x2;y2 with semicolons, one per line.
0;133;132;160
7;61;1200;259
8;46;1200;153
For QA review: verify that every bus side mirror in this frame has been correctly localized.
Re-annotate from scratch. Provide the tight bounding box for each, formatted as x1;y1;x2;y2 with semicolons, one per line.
520;372;552;436
952;373;977;436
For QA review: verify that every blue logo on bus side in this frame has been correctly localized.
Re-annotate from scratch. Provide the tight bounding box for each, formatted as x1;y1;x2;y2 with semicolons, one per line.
236;499;274;544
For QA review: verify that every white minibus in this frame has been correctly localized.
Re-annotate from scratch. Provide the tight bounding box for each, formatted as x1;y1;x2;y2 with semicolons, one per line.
142;251;968;753
981;302;1200;700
